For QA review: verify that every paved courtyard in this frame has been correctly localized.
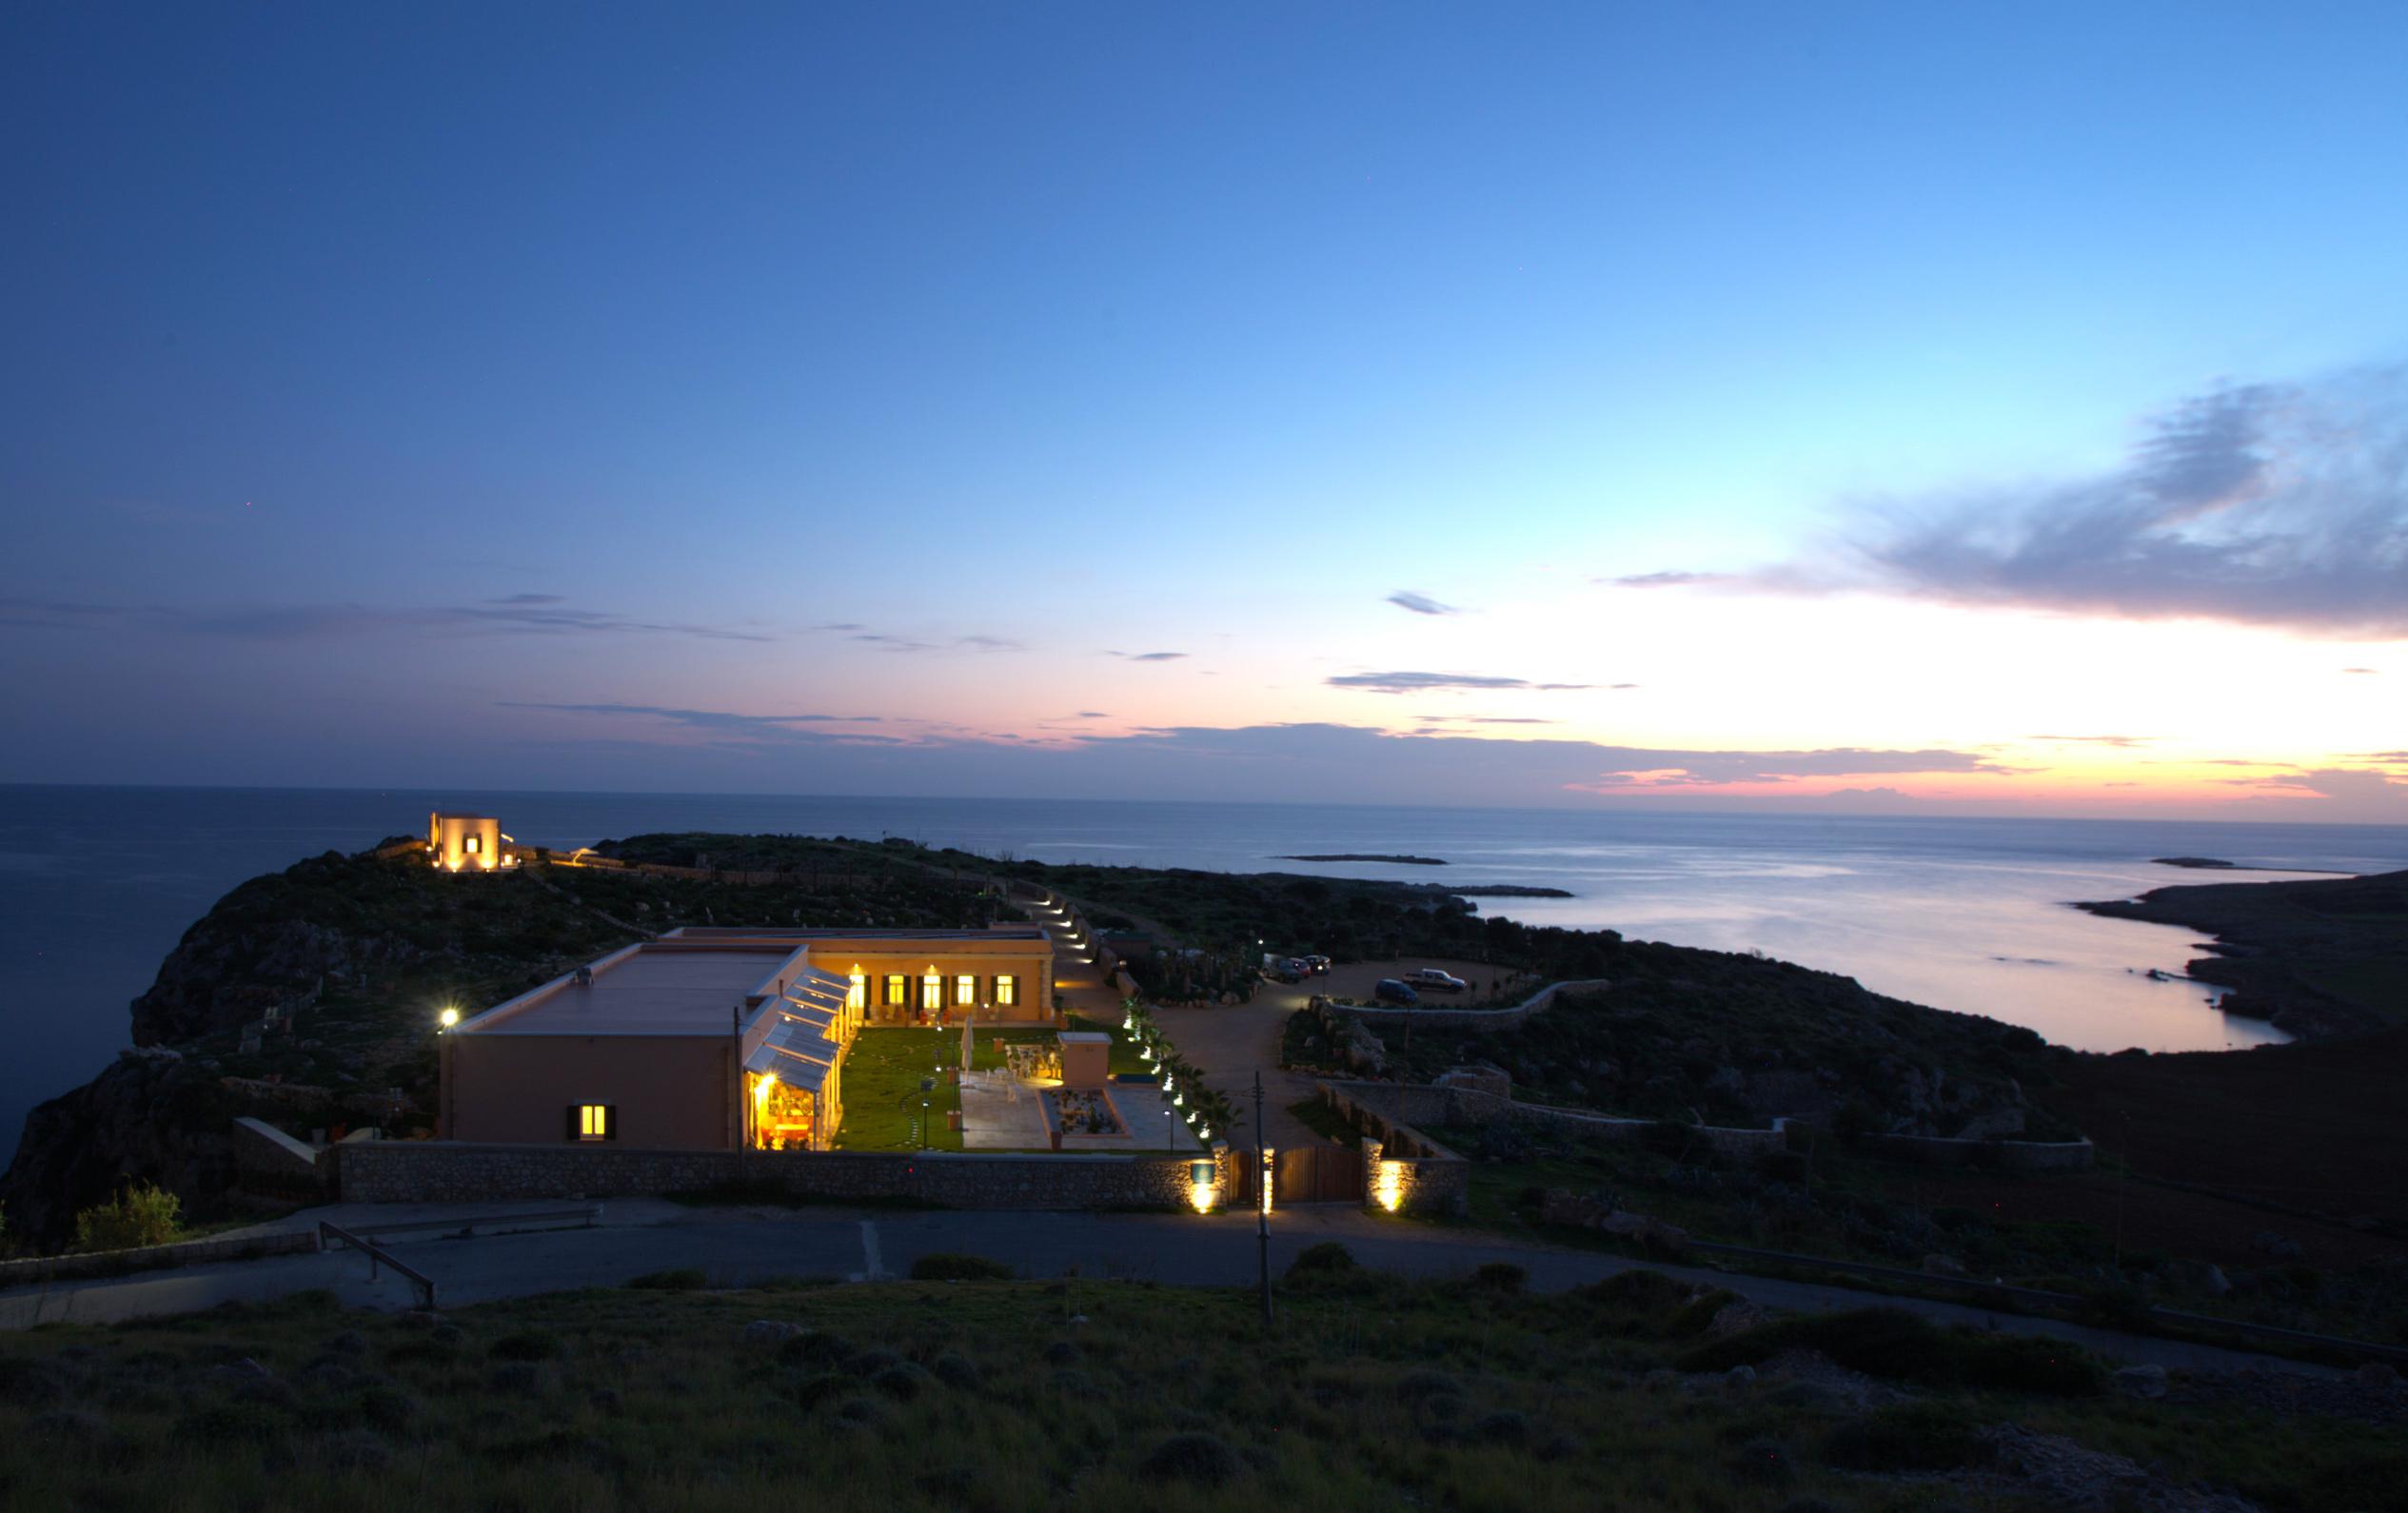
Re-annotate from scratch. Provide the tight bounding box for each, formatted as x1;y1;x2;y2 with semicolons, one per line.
958;1071;1204;1151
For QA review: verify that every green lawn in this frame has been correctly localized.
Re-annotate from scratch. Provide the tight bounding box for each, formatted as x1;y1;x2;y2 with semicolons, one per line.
834;1018;1142;1151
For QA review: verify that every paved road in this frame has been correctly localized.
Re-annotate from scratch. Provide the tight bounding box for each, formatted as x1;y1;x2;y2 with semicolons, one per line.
0;1199;2342;1377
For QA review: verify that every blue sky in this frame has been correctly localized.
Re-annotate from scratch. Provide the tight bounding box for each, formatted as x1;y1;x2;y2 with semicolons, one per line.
5;4;2404;816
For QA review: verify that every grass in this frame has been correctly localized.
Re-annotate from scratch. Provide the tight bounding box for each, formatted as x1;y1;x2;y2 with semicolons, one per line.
834;1021;1145;1153
0;1270;2382;1511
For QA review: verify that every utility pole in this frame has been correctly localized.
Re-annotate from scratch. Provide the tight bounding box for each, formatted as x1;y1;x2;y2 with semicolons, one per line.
1253;1071;1273;1327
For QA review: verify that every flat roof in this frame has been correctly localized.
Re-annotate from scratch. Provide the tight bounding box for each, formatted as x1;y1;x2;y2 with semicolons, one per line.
460;942;808;1036
663;927;1049;943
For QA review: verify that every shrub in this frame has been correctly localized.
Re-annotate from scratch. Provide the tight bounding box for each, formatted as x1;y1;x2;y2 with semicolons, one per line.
1139;1431;1241;1487
1729;1435;1795;1486
1470;1261;1527;1295
908;1252;1012;1281
626;1267;708;1291
73;1181;183;1251
488;1328;563;1362
1821;1404;1991;1472
1287;1242;1358;1277
1575;1268;1688;1313
1678;1308;2104;1397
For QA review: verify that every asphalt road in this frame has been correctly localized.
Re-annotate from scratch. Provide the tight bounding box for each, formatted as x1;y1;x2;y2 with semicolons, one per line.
0;1199;2342;1378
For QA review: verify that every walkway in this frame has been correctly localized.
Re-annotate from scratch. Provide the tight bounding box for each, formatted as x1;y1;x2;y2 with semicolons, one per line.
0;1199;2346;1379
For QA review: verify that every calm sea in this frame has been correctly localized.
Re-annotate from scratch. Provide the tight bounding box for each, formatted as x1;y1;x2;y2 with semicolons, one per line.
5;785;2404;1162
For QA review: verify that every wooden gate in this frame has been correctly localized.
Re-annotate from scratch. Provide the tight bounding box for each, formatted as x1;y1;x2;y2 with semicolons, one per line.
1232;1144;1365;1206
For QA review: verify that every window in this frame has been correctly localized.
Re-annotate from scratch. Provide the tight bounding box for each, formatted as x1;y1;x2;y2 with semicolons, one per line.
847;969;866;1012
464;835;481;855
995;973;1017;1007
569;1103;614;1142
883;974;907;1007
920;971;942;1010
955;973;976;1006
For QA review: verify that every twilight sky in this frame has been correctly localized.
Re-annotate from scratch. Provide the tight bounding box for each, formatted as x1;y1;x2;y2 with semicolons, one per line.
4;3;2404;819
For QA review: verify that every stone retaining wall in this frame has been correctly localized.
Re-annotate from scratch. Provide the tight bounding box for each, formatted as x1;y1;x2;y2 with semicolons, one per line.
0;1230;320;1287
335;1140;1234;1210
1319;977;1614;1031
1854;1130;2096;1171
1319;1079;1786;1156
231;1116;334;1196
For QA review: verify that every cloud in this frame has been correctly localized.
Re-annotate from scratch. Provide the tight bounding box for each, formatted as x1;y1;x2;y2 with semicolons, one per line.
1603;570;1732;588
1386;591;1459;616
0;597;774;641
2344;666;2378;674
1823;371;2408;637
499;702;899;743
2347;750;2408;764
2236;766;2408;812
2026;734;2155;747
1327;670;1602;694
847;631;1016;655
487;593;566;605
1106;650;1188;661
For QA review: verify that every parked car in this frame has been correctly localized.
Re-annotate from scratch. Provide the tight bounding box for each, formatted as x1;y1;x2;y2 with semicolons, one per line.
1404;968;1468;993
1303;954;1332;975
1267;961;1304;984
1373;978;1421;1006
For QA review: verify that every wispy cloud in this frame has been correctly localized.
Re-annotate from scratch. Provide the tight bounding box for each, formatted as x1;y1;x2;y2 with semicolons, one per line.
1327;670;1610;694
1834;371;2408;637
499;702;899;743
1386;591;1459;616
487;593;566;606
0;597;773;641
1608;370;2408;639
1106;650;1188;661
2026;734;2155;748
2344;666;2378;674
1602;570;1733;589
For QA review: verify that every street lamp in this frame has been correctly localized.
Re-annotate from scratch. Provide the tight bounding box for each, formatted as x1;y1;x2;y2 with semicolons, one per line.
437;1006;460;1031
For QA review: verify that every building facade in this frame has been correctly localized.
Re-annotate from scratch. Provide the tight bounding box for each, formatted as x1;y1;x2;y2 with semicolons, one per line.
439;926;1056;1152
427;811;516;872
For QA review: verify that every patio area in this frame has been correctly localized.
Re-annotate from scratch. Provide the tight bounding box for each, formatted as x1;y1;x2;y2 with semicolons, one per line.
957;1071;1208;1151
834;1019;1156;1152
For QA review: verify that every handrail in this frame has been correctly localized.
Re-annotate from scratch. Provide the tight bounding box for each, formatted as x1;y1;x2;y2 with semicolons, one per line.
354;1205;602;1241
319;1221;438;1310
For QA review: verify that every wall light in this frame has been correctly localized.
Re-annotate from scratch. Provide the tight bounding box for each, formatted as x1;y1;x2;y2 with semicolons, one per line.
438;1007;460;1030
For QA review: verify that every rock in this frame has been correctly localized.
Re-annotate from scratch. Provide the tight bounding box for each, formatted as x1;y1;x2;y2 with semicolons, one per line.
2166;1259;2231;1298
742;1320;804;1346
1726;1364;1757;1386
1921;1253;1968;1277
2113;1365;2168;1400
2250;1230;2303;1261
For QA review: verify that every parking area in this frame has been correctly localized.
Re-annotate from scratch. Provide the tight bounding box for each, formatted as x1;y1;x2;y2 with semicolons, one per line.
1249;956;1519;1013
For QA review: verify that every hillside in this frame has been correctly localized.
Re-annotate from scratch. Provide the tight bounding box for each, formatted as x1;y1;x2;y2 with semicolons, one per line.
2076;869;2408;1040
1;1263;2396;1511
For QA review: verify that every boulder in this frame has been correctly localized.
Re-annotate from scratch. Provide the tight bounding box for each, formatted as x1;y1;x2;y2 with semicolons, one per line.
2112;1364;2168;1400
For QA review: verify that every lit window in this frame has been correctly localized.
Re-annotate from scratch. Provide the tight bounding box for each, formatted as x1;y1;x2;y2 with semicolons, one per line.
995;974;1016;1007
464;835;480;855
884;974;907;1007
955;973;976;1006
575;1104;610;1141
920;971;942;1010
847;969;866;1011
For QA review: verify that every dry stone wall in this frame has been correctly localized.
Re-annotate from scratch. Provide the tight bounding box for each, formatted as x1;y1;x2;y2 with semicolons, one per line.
336;1140;1231;1210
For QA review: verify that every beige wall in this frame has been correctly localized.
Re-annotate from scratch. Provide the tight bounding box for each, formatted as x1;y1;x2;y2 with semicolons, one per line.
807;942;1056;1023
446;1033;735;1149
429;813;503;873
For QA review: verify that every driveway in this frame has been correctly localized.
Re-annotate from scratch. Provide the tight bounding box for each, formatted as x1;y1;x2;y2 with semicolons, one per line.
1154;957;1515;1151
0;1198;2347;1378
